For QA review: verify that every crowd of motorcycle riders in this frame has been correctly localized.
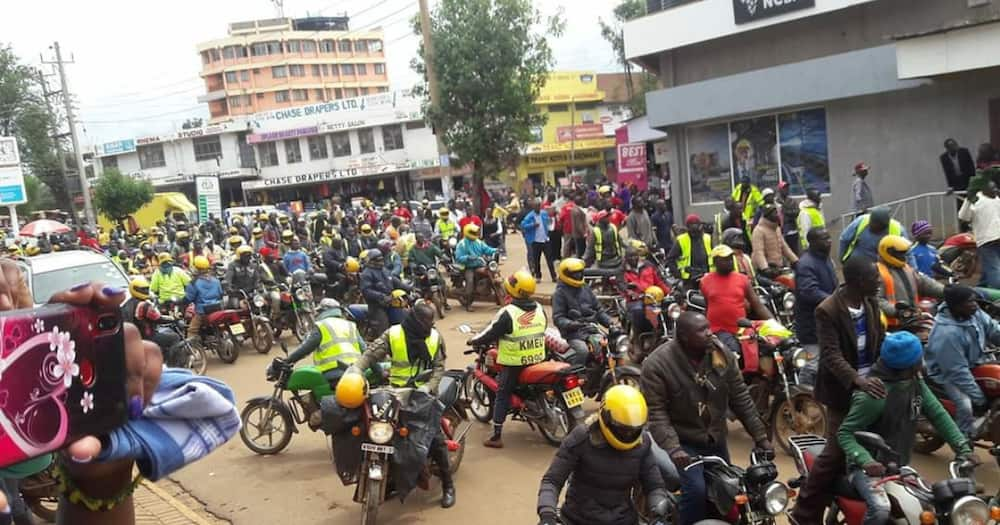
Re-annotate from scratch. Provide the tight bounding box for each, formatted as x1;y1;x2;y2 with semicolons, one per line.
12;176;1000;525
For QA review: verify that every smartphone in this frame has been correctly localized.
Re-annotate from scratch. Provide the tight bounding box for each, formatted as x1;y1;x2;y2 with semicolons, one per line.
0;303;128;469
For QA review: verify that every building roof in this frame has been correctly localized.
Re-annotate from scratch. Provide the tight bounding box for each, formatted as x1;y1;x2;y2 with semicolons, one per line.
596;73;642;104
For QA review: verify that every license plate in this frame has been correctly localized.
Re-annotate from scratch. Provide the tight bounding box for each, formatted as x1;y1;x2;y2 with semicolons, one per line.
361;443;395;455
229;323;246;335
562;387;585;408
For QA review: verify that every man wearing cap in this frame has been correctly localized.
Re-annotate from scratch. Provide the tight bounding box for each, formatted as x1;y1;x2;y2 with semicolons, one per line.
959;181;1000;288
732;175;763;226
926;285;1000;438
700;245;772;357
838;331;973;525
796;189;826;251
839;207;905;263
750;204;798;273
852;162;874;213
666;215;712;285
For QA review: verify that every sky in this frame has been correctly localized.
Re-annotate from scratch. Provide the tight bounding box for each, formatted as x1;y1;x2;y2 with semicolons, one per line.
0;0;624;145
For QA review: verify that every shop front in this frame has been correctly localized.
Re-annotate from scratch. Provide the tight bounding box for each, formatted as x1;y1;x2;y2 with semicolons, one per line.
516;138;614;190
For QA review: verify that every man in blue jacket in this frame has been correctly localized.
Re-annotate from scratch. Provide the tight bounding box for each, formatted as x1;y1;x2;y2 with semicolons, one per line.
185;255;225;342
926;285;1000;438
520;199;556;282
794;228;838;385
360;250;408;336
839;207;906;262
455;223;498;311
282;237;311;274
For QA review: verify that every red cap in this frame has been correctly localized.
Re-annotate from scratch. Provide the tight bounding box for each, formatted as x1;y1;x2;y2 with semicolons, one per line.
855;162;869;172
594;210;610;222
685;213;701;225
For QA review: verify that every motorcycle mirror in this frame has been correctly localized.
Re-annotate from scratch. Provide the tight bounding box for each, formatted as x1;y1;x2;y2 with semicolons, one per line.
457;324;472;334
736;318;753;329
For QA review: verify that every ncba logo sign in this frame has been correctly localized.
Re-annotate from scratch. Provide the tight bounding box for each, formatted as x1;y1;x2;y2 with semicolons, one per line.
733;0;814;24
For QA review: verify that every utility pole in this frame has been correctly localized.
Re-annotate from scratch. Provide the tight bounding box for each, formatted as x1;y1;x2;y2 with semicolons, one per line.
418;0;453;202
44;42;96;227
35;68;80;223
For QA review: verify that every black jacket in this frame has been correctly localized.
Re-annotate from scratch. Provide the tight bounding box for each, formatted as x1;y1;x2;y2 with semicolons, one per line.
552;283;611;339
940;148;975;191
360;266;404;307
322;248;346;274
793;250;838;344
538;422;668;525
224;261;264;293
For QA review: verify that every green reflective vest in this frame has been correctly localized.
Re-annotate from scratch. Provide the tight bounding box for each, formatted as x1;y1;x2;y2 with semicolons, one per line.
314;317;362;373
841;215;903;262
387;325;441;387
797;206;827;250
593;226;622;261
733;184;763;222
437;219;456;239
497;303;547;366
675;233;714;279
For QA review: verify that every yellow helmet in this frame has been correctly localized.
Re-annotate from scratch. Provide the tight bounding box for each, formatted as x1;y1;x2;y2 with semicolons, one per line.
193;255;211;271
129;277;151;300
345;257;360;273
628;239;649;257
390;289;408;308
558;258;586;288
281;230;294;241
229;226;238;235
598;385;648;451
598;185;612;195
157;252;174;264
643;285;665;305
150;226;161;235
258;213;269;221
504;270;536;299
6;245;18;254
25;245;40;256
228;235;243;248
360;224;373;235
335;373;367;409
359;249;369;261
236;245;253;256
278;215;289;224
232;216;243;225
878;234;911;269
175;230;190;240
252;227;263;238
463;223;480;240
438;208;450;218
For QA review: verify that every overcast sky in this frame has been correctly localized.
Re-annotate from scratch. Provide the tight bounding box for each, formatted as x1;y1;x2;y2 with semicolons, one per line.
0;0;623;145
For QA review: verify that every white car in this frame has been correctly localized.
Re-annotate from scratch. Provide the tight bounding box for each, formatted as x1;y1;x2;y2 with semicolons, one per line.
16;250;130;306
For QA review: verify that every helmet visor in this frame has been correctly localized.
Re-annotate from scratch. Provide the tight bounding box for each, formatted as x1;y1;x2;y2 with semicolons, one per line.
602;410;642;445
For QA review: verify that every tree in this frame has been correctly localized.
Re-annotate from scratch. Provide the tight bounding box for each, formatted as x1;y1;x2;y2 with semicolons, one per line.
93;168;153;229
19;174;57;215
413;0;563;213
598;0;654;116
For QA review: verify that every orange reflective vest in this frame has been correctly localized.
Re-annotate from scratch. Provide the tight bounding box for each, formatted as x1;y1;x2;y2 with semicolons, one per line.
877;262;920;328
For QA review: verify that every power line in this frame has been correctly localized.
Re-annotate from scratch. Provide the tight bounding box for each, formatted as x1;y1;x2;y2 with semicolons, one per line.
79;104;206;124
78;76;203;100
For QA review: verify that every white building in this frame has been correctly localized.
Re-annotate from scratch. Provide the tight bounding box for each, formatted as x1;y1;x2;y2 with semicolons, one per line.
93;91;449;207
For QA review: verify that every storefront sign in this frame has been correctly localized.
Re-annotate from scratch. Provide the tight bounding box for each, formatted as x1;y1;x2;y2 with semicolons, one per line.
247;126;320;144
196;175;222;222
242;158;439;190
251;93;401;129
98;139;136;157
556;124;606;142
0;137;20;166
523;138;615;155
733;0;815;24
524;150;603;169
0;140;26;205
175;124;228;140
617;143;647;174
136;135;165;145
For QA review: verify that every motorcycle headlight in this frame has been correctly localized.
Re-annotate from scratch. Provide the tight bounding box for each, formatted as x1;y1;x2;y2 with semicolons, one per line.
951;495;988;525
667;303;682;320
426;268;438;279
295;288;310;301
253;295;266;308
615;335;630;355
791;348;810;370
763;482;790;515
368;422;394;444
488;260;499;272
782;292;795;312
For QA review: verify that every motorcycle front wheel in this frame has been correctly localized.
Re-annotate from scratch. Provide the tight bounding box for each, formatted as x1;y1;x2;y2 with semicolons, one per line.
362;476;382;525
464;374;494;423
294;311;314;341
239;399;293;454
185;341;208;375
253;319;274;354
538;397;575;446
21;467;58;522
771;394;827;456
216;331;239;364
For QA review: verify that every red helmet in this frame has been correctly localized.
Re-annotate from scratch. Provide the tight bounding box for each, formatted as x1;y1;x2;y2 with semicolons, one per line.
594;210;610;223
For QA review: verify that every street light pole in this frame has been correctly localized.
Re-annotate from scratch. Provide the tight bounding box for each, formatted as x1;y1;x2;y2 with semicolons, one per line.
418;0;453;202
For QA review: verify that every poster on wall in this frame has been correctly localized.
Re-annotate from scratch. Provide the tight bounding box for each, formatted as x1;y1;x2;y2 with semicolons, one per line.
196;175;222;222
616;143;648;190
687;124;732;204
730;116;778;190
778;108;830;196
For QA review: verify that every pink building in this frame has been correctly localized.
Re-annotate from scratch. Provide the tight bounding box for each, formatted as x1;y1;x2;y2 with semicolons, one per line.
197;17;390;121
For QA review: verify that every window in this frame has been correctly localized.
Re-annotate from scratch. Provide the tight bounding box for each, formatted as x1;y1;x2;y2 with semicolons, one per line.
331;133;351;157
251;41;281;56
308;136;328;160
548;104;568;112
382;125;404;151
344;87;358;98
272;65;288;78
311;64;321;76
315;89;325;101
355;40;369;53
359;87;369;95
286;40;301;53
358;128;375;154
334;88;343;99
222;45;246;59
240;70;250;82
101;156;118;170
356;64;367;75
341;64;355;76
225;71;237;83
208;49;220;62
253;68;261;75
322;64;329;76
778;108;829;195
320;40;335;53
292;89;308;101
289;64;305;77
237;131;256;168
374;63;385;75
274;90;290;102
256;93;265;100
201;51;211;65
229;95;242;107
339;40;353;53
285;139;302;163
138;144;166;169
378;86;389;93
301;40;316;53
575;101;598;111
370;40;383;52
406;121;426;130
193;135;222;162
258;142;279;167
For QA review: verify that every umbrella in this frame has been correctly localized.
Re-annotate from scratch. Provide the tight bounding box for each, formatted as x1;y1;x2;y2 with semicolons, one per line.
20;220;71;237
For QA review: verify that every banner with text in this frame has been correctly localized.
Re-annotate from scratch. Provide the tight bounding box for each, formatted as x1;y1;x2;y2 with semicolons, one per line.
616;143;648;190
196;176;222;222
733;0;815;24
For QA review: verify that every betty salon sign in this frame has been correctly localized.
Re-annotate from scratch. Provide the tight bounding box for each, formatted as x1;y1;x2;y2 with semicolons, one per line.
733;0;815;24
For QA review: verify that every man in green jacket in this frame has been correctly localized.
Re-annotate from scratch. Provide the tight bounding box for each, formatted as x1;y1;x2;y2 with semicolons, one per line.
407;232;451;310
837;331;973;525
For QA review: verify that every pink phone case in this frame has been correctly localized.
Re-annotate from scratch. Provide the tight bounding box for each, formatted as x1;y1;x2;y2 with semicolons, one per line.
0;303;127;468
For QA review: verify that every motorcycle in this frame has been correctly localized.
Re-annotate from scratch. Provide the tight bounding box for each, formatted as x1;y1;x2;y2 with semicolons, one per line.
755;272;796;330
789;432;990;525
346;289;414;342
940;232;978;281
732;319;826;455
547;315;640;399
684;449;791;524
236;289;275;354
450;253;505;307
460;324;586;446
272;269;317;342
915;346;1000;454
583;267;625;309
625;283;681;365
411;264;448;319
182;303;242;364
158;315;209;375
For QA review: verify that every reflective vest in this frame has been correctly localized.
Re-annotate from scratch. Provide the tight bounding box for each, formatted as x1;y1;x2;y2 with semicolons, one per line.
314;317;363;373
734;253;755;279
675;233;713;279
437;219;457;239
112;254;134;274
733;184;762;222
797;206;827;249
497;304;547;366
841;215;903;262
877;262;920;328
387;325;441;387
592;226;621;261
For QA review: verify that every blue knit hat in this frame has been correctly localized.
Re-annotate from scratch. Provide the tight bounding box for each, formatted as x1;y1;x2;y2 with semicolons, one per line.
880;331;923;370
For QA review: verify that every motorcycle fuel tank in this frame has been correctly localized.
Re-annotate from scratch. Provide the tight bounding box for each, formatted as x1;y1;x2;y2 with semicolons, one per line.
974;363;1000;397
287;366;334;398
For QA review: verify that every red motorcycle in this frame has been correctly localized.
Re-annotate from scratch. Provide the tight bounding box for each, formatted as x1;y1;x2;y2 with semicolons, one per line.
184;303;242;364
940;232;978;280
459;325;585;446
915;350;1000;454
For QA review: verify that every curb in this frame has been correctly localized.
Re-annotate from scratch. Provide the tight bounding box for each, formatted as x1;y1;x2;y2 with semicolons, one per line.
135;480;220;525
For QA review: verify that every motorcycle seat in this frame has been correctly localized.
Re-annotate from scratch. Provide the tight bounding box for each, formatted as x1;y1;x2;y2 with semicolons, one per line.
519;361;574;385
207;310;241;324
583;268;620;279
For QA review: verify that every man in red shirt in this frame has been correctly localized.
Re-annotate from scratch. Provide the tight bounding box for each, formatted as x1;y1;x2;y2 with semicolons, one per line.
393;203;413;222
558;197;576;257
699;245;771;353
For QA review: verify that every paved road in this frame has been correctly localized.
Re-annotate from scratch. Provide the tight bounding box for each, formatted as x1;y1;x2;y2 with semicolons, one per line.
170;239;999;525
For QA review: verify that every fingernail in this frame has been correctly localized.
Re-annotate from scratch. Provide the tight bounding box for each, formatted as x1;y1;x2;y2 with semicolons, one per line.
128;396;143;419
70;282;90;291
102;286;124;296
70;454;92;464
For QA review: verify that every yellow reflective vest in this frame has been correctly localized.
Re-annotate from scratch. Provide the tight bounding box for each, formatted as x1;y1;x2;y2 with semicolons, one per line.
593;226;622;262
797;206;826;250
497;303;547;366
675;233;713;279
387;325;441;387
314;317;363;372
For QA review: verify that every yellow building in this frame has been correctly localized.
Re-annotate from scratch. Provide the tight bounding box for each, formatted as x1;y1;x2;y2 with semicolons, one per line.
513;71;628;191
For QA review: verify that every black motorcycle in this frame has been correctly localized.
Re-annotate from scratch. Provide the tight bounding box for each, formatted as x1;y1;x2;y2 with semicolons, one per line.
411;263;448;319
